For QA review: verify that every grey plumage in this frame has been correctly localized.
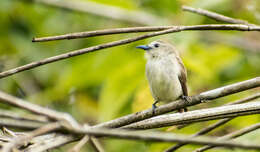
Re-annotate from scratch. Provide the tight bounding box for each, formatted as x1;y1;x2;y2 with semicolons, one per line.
137;40;188;112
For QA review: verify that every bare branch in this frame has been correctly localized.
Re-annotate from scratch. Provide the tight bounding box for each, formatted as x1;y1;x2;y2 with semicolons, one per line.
0;117;44;130
122;101;260;129
89;137;105;152
2;122;61;152
182;6;254;25
93;77;260;129
1;25;259;79
32;26;172;42
194;123;260;152
165;93;260;152
0;91;81;130
0;91;102;151
3;126;260;151
34;0;161;25
25;133;79;152
64;127;260;151
68;136;89;152
32;24;260;42
0;110;48;123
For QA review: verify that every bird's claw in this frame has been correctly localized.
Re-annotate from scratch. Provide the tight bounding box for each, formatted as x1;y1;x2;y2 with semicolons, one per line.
152;102;158;115
180;95;191;104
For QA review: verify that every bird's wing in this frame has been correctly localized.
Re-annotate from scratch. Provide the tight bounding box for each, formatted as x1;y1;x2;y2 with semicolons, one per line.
176;56;188;96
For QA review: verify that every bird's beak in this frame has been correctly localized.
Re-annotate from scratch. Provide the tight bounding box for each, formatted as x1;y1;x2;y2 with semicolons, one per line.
136;45;152;51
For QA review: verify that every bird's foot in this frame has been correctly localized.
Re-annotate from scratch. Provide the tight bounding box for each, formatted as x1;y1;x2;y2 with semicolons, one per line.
180;95;191;104
152;101;158;115
180;95;191;112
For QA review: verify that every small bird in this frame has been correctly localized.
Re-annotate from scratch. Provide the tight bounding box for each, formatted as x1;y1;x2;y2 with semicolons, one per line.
136;40;188;113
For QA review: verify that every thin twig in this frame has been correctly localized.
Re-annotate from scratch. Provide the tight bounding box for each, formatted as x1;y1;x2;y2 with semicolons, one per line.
32;26;172;42
32;24;260;42
0;91;81;130
25;133;79;152
89;137;105;152
0;117;45;130
182;6;254;25
193;123;260;152
68;136;89;152
165;93;260;152
34;0;161;25
66;127;260;151
2;25;260;78
93;77;260;129
0;110;48;123
2;122;61;152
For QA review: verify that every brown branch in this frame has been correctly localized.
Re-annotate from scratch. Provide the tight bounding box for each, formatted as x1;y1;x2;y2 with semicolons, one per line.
194;123;260;152
34;0;161;26
93;77;260;129
0;110;48;123
32;26;172;42
0;91;102;152
3;125;260;151
0;91;80;130
165;93;260;152
65;127;260;151
122;101;260;129
182;6;254;25
0;117;45;130
25;133;79;152
1;25;259;79
32;24;260;42
68;136;89;152
2;122;61;152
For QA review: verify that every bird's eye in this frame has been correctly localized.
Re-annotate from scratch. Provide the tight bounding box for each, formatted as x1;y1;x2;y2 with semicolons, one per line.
154;43;159;48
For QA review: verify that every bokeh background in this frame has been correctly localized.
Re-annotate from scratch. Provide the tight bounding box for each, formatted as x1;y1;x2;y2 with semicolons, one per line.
0;0;260;151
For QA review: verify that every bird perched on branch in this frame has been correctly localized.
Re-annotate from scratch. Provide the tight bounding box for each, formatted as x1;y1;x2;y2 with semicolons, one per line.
136;40;188;114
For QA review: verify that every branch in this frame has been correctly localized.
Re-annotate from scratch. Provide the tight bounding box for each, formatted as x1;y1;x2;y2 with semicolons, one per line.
93;77;260;129
34;0;161;25
32;26;172;42
2;122;61;152
24;133;79;152
63;127;260;151
194;123;260;152
32;24;260;42
0;117;44;130
182;6;254;25
2;125;260;151
0;91;80;130
68;136;89;152
1;25;260;79
122;101;260;130
0;91;102;152
0;110;48;123
165;93;260;152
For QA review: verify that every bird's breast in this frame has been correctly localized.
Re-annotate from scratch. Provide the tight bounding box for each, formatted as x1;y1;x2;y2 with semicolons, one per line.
146;58;183;102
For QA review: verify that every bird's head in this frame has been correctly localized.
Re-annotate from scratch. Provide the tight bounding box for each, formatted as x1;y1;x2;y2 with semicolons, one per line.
136;40;178;60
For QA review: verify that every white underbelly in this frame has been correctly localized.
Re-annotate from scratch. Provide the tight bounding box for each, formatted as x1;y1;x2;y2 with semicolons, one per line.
146;60;183;102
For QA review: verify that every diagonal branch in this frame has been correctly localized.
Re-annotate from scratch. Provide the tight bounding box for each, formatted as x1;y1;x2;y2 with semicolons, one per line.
2;122;62;152
1;25;260;79
182;6;254;25
64;127;260;151
32;24;260;42
93;77;260;129
193;122;260;152
32;26;172;42
165;93;260;152
122;101;260;129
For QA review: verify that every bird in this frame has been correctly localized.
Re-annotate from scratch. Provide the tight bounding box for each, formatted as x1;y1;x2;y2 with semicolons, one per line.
136;40;188;114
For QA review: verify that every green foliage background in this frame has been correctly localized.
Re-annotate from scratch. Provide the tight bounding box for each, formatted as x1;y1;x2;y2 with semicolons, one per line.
0;0;260;151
